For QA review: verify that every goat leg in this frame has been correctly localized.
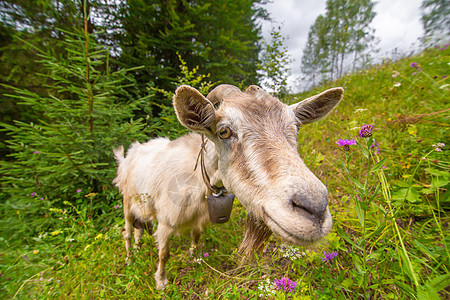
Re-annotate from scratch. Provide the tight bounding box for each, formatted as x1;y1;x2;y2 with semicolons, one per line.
154;223;173;290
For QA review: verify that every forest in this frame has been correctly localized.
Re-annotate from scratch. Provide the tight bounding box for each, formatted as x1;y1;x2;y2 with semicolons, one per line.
0;0;448;298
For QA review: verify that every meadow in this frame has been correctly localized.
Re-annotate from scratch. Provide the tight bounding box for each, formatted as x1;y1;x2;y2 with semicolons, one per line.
1;45;449;299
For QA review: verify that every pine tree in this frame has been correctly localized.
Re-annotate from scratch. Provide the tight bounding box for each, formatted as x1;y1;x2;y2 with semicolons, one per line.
0;13;147;208
112;0;266;97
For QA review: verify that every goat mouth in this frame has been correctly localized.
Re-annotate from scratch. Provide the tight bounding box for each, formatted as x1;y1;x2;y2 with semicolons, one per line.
261;206;329;245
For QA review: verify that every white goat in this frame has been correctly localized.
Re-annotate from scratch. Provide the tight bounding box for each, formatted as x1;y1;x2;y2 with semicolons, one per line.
113;84;343;290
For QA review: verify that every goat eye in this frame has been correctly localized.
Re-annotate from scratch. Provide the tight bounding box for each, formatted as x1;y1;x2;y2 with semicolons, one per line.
218;127;232;139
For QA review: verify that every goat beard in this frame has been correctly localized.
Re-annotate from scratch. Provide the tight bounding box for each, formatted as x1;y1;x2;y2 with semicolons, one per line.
238;213;272;258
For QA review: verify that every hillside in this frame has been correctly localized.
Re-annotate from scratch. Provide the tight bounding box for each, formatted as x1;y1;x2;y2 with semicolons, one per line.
2;46;449;299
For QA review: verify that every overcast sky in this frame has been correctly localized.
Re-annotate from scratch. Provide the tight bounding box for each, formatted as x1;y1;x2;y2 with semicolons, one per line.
260;0;425;92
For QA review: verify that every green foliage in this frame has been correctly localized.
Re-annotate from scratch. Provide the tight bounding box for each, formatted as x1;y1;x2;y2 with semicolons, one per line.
0;28;148;208
421;0;450;44
301;0;377;86
112;0;266;96
150;53;216;139
260;24;293;98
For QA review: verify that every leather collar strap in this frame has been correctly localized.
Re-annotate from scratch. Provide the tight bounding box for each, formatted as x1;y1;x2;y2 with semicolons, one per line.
194;134;227;196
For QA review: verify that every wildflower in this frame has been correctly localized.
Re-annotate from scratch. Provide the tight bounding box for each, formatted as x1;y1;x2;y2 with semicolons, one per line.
258;279;276;297
436;148;442;152
322;250;338;262
274;277;297;294
33;151;39;154
31;192;36;196
51;230;62;236
203;252;210;258
195;258;203;264
114;205;119;210
410;62;418;68
280;245;305;260
76;189;81;193
40;198;44;200
393;82;401;87
95;233;103;240
437;143;445;148
412;72;417;76
443;75;448;79
392;71;400;78
33;250;39;254
336;139;357;151
359;124;373;138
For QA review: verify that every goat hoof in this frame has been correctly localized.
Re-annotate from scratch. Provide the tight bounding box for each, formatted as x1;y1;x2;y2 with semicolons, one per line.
155;277;168;290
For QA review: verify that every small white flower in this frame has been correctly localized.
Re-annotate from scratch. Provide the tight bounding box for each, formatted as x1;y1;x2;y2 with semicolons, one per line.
437;143;445;148
393;82;401;87
280;245;306;260
195;258;203;264
257;278;277;297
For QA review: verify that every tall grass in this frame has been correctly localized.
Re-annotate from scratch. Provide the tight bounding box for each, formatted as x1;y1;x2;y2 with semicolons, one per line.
1;43;449;298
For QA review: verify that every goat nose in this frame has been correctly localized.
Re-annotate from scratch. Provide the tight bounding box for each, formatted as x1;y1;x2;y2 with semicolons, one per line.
290;192;328;220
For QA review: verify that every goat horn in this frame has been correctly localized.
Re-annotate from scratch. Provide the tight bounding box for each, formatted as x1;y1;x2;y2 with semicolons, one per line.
206;84;242;105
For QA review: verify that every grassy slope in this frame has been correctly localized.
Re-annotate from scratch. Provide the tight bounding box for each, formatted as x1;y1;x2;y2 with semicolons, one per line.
2;46;449;299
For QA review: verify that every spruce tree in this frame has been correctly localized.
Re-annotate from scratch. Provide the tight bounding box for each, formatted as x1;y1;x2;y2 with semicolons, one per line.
0;17;147;209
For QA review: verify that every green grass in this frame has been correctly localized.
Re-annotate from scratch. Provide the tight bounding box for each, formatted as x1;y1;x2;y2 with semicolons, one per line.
1;46;449;299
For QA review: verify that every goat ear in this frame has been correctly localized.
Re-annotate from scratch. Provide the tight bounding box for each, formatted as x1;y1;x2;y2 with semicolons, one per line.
290;87;344;126
173;85;216;133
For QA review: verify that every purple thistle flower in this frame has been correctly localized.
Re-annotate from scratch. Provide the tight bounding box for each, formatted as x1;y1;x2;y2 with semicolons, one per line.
410;62;418;68
359;124;373;138
33;151;39;154
31;192;36;196
274;277;297;294
203;252;210;258
322;250;338;262
76;189;81;193
114;205;119;210
337;139;357;151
